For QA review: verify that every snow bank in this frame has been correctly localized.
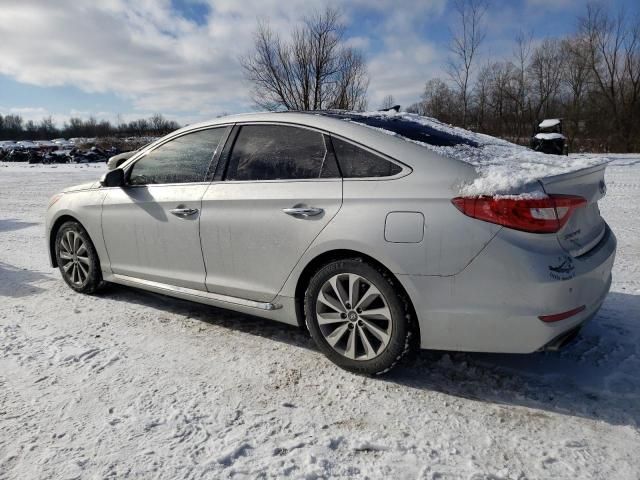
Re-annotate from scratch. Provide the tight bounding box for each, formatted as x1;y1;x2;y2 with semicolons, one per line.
347;111;607;196
1;162;640;478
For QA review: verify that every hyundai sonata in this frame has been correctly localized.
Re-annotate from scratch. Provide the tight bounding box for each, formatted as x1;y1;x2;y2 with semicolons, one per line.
46;111;616;374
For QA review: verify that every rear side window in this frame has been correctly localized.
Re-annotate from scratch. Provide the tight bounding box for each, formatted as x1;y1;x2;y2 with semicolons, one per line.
331;138;402;178
129;128;224;185
226;125;339;181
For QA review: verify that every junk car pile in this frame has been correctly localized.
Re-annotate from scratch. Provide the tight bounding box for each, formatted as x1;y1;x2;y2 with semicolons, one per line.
0;140;118;164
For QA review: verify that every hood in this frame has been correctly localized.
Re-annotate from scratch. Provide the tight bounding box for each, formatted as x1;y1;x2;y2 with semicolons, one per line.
62;181;100;193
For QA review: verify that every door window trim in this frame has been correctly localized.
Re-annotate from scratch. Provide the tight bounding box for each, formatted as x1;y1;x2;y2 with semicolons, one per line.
215;121;410;183
326;134;410;181
120;125;233;188
220;123;338;183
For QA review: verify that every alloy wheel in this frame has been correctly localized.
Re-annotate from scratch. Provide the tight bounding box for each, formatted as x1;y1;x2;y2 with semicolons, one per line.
59;230;90;287
315;273;393;361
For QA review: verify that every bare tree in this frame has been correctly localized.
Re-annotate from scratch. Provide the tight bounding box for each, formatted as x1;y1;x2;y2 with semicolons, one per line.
505;31;533;142
331;48;369;110
447;0;489;127
485;61;514;136
473;61;492;130
561;35;594;146
580;3;640;151
38;116;57;138
529;38;565;121
379;95;395;110
240;7;369;111
408;3;639;152
419;78;460;124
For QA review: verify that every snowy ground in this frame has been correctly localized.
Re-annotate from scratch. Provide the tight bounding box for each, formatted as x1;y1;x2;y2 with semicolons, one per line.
1;159;639;479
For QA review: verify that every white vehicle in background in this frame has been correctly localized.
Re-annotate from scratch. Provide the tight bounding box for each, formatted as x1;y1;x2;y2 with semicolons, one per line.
45;111;616;374
16;140;39;150
52;138;75;149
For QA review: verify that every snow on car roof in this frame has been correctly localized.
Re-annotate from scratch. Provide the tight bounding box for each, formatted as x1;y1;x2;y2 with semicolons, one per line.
539;118;561;129
321;110;606;196
319;110;479;148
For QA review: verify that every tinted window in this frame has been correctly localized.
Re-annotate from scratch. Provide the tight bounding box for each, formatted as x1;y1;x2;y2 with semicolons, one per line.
226;125;338;181
332;138;402;178
317;112;479;148
129;128;224;185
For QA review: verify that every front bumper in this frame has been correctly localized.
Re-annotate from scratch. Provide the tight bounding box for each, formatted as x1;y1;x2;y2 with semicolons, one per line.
400;224;616;353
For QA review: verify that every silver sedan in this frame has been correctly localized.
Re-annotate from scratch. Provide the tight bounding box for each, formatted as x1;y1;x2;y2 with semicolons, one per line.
45;112;616;374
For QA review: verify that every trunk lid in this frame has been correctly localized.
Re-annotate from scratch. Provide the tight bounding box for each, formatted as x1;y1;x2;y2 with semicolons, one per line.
538;165;607;257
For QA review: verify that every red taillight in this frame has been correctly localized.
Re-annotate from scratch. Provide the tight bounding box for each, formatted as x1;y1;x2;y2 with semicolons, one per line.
451;194;587;233
539;305;586;322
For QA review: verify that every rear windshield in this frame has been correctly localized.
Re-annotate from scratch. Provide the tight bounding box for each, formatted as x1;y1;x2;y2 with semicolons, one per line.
317;112;479;148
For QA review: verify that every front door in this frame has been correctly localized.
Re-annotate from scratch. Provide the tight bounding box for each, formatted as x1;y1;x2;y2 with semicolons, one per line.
200;124;343;302
101;127;226;290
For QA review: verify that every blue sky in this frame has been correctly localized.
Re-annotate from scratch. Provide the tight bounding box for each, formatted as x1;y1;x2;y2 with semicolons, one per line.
0;0;637;127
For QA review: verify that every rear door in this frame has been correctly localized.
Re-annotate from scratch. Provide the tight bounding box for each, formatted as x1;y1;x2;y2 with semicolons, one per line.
200;124;342;302
101;127;227;290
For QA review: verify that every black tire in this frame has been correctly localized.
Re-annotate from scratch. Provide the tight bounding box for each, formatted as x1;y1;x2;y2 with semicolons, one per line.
304;258;414;375
55;221;103;294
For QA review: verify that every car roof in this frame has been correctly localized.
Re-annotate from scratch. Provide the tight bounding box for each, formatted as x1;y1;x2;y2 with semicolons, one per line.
182;110;475;147
118;111;480;196
310;111;479;148
171;112;475;172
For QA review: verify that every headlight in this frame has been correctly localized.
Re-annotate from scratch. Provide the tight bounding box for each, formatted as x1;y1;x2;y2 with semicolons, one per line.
48;193;64;209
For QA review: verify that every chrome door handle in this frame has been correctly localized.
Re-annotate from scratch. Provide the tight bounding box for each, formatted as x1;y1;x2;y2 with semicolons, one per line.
282;207;324;217
169;207;199;217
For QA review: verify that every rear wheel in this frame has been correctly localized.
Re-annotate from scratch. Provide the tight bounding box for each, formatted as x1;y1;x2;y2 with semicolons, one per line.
304;259;413;375
55;221;103;294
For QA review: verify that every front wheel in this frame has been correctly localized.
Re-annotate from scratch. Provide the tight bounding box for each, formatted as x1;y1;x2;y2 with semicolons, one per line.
55;221;103;294
304;259;414;375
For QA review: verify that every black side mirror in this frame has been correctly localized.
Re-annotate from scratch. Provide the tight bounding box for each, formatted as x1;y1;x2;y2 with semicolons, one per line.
100;168;125;187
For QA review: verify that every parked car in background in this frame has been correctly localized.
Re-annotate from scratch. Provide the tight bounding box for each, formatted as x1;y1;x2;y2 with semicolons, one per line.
45;111;615;374
5;149;36;163
42;149;74;164
71;147;109;164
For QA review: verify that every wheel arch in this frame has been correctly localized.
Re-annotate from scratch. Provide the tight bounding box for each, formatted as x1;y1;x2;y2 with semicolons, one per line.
49;214;86;268
293;249;419;339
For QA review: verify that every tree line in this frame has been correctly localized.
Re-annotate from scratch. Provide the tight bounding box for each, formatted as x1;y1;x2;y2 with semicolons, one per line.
406;1;640;152
243;3;639;153
0;113;180;141
1;3;637;153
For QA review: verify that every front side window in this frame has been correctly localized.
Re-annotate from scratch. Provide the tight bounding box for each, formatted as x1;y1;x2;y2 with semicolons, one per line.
129;128;225;185
331;137;402;178
225;125;339;181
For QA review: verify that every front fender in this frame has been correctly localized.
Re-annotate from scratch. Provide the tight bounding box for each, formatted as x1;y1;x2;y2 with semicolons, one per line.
46;190;110;273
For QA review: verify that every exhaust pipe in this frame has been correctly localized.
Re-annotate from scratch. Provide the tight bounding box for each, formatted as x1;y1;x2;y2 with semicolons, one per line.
543;326;582;351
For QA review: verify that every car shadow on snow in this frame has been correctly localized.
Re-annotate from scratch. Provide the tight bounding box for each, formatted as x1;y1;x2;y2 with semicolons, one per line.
103;284;639;428
104;283;317;349
0;218;39;233
0;262;50;297
385;291;640;428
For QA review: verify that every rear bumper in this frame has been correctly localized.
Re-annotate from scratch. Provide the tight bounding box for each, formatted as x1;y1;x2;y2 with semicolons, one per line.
401;224;616;353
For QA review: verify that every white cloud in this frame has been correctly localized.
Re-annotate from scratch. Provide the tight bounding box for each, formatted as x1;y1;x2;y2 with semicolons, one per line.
0;0;448;120
363;6;447;109
526;0;582;9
